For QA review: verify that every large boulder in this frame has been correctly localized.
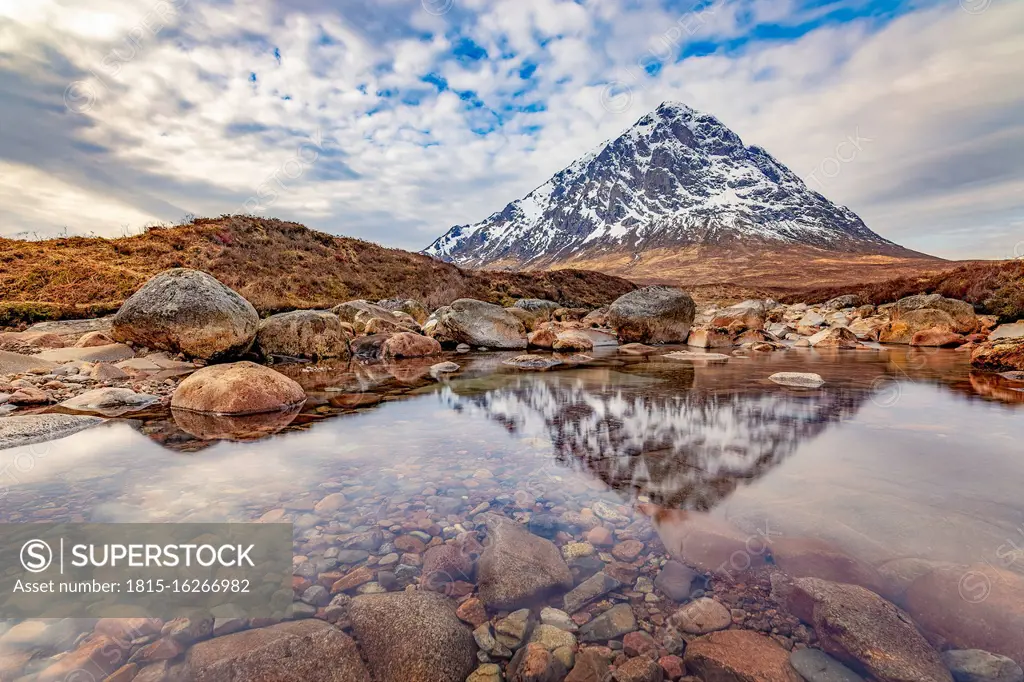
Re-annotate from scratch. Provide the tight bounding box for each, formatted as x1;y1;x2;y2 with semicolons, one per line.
350;334;391;360
423;306;457;346
687;328;733;348
607;287;696;344
552;330;595;352
514;299;561;317
782;577;952;682
255;310;349;360
332;300;400;326
990;323;1024;341
187;619;369;682
428;299;528;349
171;361;305;415
111;269;258;360
911;329;964;347
893;294;978;333
477;514;574;610
711;300;768;331
971;339;1024;372
809;327;860;348
382;332;443;359
377;298;430;324
684;630;802;682
349;591;476;682
880;309;958;345
902;563;1024;666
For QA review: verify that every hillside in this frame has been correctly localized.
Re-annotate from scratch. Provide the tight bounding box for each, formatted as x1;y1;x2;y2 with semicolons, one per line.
426;101;938;288
0;216;637;326
787;259;1024;322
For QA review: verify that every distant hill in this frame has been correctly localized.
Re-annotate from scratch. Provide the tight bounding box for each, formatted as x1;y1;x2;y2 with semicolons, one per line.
0;216;637;326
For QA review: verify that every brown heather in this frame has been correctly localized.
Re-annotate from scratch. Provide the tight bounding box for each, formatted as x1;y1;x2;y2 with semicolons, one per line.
0;215;637;326
787;260;1024;321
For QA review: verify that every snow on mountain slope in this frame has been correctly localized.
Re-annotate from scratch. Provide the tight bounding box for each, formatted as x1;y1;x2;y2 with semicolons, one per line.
425;101;903;269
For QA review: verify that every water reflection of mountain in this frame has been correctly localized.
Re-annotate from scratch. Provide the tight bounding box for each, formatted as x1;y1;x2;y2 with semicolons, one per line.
442;370;869;509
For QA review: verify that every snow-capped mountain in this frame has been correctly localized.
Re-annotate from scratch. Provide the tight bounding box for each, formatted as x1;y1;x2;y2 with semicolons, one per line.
425;101;906;269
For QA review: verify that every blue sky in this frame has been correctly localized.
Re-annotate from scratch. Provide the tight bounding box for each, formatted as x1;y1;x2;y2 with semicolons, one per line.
0;0;1021;259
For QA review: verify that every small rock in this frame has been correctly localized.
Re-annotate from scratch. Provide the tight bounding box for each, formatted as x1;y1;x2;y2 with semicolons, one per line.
612;540;644;561
457;598;490;628
612;656;664;682
540;607;577;633
503;354;562;370
623;630;658;657
769;372;825;388
579;604;637;642
790;648;866;682
530;624;577;652
669;598;731;634
468;663;505;682
495;609;532;650
564;572;622;614
941;650;1024;682
654;561;700;602
508;642;568;682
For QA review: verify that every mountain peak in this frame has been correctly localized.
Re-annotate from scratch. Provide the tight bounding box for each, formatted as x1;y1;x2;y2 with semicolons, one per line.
655;100;697;115
425;102;908;270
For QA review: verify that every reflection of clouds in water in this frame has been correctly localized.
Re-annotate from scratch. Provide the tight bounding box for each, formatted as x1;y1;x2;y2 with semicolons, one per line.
0;422;138;488
443;373;867;509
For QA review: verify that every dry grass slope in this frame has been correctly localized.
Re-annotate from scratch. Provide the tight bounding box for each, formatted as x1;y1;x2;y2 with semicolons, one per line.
0;216;637;326
787;260;1024;321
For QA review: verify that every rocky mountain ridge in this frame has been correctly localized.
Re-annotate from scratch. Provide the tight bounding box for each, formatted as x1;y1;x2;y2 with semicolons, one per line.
426;101;917;270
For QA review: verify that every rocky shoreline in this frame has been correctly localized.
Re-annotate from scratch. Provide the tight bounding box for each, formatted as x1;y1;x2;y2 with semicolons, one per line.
2;268;1024;682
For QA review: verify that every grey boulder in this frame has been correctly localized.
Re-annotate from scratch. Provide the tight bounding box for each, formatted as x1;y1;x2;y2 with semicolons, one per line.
607;287;696;344
255;310;349;360
428;299;528;349
111;269;258;360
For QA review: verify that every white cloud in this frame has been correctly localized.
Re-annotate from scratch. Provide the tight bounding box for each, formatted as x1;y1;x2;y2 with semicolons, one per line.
0;0;1020;260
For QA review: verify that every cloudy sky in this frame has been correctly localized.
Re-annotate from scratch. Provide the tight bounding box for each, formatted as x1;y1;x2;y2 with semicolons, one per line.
0;0;1021;259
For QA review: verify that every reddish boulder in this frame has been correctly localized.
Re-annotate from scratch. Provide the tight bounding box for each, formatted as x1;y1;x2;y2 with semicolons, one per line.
910;329;964;347
903;563;1024;666
971;339;1024;372
684;630;802;682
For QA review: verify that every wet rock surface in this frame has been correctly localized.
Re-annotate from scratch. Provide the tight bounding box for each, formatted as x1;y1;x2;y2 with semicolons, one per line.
783;576;953;682
478;513;574;610
684;629;802;682
187;619;370;682
0;413;103;449
171;361;306;414
4;284;1024;682
349;591;476;682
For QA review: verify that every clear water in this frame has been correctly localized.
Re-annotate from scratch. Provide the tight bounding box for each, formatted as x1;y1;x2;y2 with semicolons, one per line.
2;345;1021;572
